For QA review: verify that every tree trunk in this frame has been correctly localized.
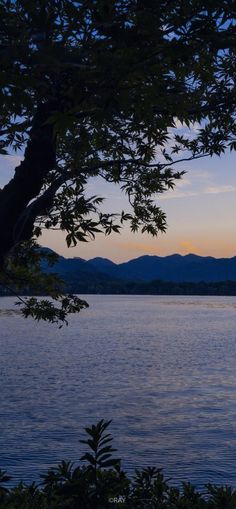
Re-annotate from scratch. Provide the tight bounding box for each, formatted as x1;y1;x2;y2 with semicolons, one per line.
0;102;56;266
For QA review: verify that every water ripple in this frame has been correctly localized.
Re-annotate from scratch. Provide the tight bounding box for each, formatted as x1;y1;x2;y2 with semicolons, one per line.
0;295;236;489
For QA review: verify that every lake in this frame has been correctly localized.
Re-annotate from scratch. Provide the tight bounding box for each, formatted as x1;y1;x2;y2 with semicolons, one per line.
1;295;236;490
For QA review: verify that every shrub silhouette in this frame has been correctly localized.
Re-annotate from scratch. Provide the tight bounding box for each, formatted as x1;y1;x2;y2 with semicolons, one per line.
1;420;236;508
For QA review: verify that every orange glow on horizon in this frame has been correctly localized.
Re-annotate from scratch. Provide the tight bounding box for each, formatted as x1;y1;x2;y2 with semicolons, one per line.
41;226;236;262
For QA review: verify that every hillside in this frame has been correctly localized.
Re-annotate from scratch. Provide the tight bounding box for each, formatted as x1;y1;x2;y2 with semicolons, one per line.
2;251;236;296
65;252;236;283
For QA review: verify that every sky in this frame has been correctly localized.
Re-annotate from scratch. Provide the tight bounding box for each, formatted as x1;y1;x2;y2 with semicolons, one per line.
1;148;236;262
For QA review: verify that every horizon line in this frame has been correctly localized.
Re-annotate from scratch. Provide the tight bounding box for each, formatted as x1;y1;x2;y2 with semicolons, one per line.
40;246;236;263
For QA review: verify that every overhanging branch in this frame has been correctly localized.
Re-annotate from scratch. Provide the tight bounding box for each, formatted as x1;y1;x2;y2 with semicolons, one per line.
13;174;66;243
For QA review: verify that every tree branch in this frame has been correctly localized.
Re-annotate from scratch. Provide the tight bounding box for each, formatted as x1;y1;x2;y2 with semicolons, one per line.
13;174;66;243
0;102;57;264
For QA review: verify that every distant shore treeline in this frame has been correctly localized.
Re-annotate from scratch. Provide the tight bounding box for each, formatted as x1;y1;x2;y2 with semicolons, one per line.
66;278;236;296
2;277;236;296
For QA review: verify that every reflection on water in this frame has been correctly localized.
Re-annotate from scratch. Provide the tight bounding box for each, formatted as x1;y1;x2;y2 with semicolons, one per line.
0;295;236;489
0;309;21;316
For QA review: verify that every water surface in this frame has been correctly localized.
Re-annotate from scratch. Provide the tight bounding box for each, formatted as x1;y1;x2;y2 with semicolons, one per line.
1;295;236;489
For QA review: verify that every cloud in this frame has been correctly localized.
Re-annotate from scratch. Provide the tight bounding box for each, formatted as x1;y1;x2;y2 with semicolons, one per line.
0;154;24;187
174;177;192;188
188;169;211;180
203;185;236;194
159;190;198;200
119;241;160;254
159;183;236;200
0;154;23;168
179;240;197;253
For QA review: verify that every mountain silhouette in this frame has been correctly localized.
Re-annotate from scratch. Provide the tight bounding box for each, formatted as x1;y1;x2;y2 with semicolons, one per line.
44;250;236;283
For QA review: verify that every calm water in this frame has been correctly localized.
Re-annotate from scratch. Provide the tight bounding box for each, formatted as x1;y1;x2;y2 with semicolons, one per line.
1;295;236;489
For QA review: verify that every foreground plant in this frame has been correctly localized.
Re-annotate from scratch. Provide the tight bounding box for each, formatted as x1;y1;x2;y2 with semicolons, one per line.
1;420;236;508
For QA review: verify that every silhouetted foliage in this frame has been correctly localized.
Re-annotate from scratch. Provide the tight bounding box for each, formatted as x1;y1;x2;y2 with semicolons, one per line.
1;421;236;508
0;1;235;323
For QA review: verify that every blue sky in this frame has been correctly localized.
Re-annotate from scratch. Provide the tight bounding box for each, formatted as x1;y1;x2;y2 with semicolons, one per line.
1;149;236;262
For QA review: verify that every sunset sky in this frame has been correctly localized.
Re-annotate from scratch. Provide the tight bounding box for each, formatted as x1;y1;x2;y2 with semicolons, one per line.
1;149;236;262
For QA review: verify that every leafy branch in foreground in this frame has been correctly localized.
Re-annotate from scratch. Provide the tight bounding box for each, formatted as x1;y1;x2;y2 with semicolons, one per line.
0;240;89;326
17;295;89;327
1;420;236;508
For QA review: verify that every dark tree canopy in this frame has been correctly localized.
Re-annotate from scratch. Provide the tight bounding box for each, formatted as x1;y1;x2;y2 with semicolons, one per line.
0;0;235;323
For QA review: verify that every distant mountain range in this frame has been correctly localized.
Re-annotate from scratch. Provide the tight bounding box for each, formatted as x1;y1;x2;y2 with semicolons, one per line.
49;251;236;283
2;250;236;297
38;250;236;295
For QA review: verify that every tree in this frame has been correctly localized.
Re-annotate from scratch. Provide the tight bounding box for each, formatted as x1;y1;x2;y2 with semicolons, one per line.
0;0;235;323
